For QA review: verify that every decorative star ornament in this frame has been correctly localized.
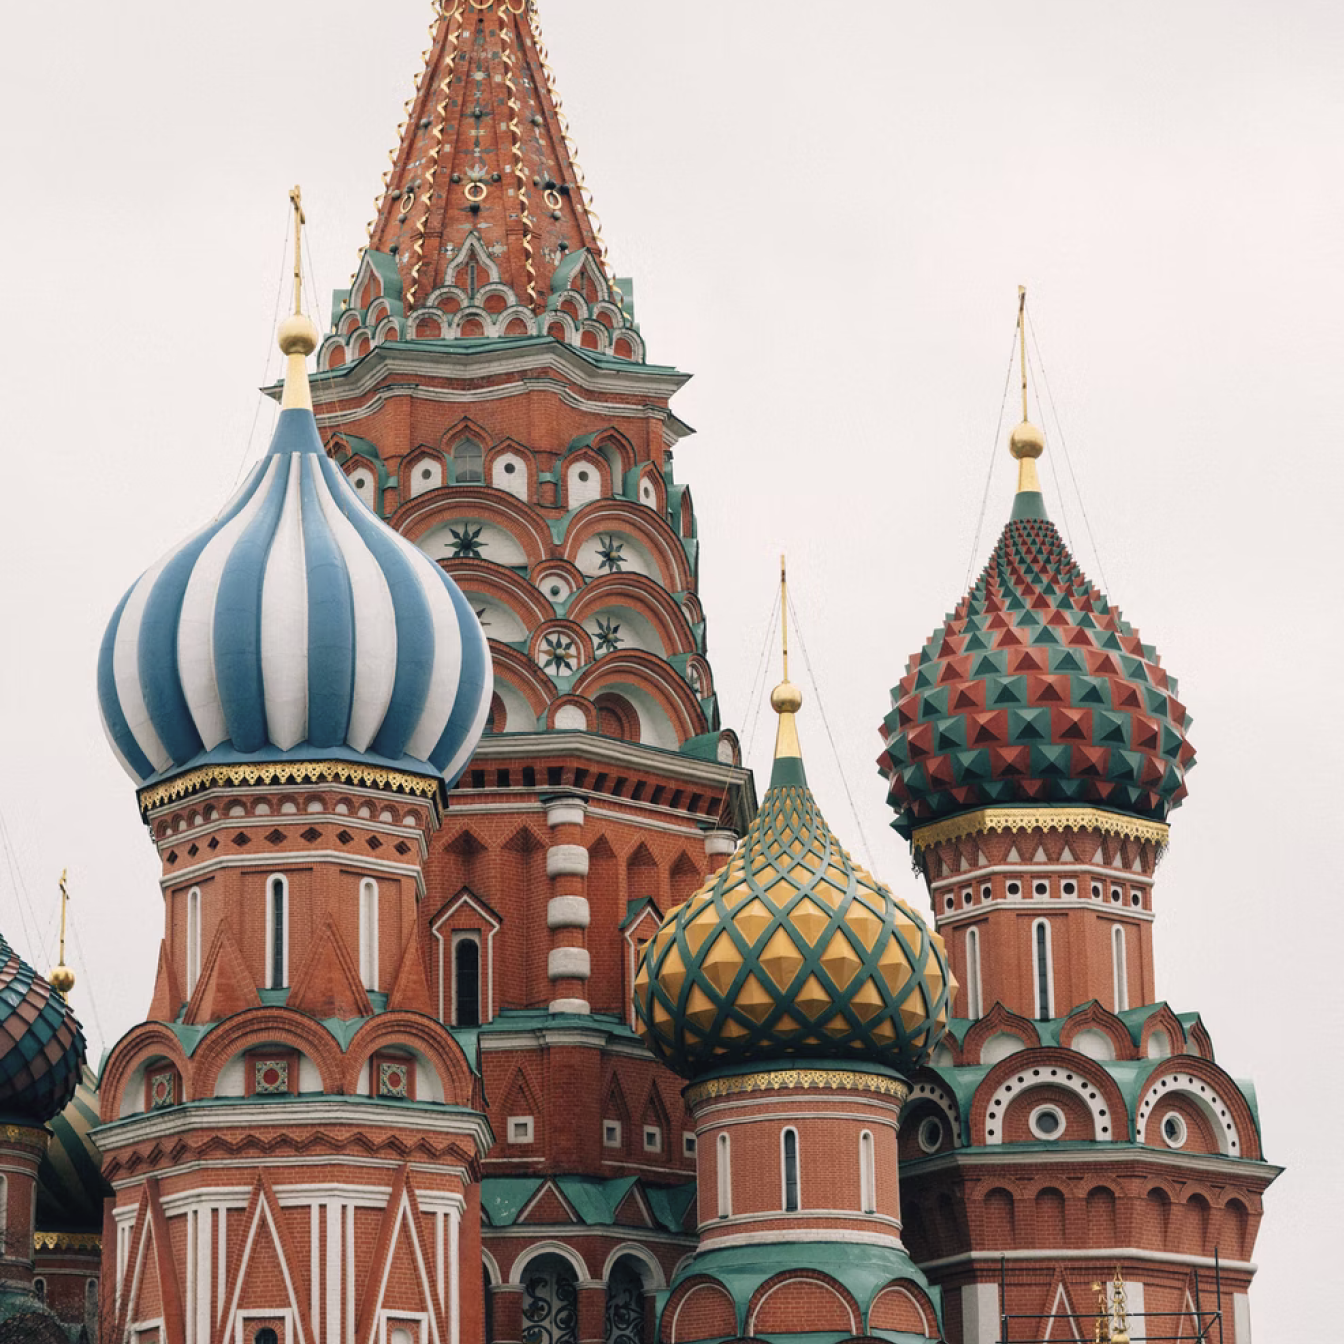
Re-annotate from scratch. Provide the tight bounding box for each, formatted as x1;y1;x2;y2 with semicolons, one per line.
596;534;626;573
448;524;485;559
594;617;623;654
540;634;577;675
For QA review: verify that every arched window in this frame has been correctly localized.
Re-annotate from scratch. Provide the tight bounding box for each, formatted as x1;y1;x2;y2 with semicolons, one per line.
965;927;983;1019
33;1277;45;1305
266;875;289;989
781;1127;800;1212
186;886;202;995
359;879;379;991
454;439;484;483
1112;924;1129;1012
604;1259;646;1344
454;937;481;1027
85;1278;98;1325
254;1330;279;1344
1032;919;1054;1020
859;1130;876;1213
716;1132;731;1218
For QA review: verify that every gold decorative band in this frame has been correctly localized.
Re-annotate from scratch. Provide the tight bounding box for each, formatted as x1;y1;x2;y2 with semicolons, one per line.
0;1123;49;1147
685;1068;910;1108
910;806;1170;853
34;1231;101;1252
137;761;443;815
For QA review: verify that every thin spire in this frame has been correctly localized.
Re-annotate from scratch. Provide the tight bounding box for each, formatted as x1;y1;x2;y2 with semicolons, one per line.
1009;286;1048;520
50;868;75;999
278;186;319;412
769;556;804;773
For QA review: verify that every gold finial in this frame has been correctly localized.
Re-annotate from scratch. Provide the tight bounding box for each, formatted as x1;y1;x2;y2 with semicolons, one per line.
1108;1268;1130;1344
770;555;803;759
1009;285;1045;494
278;185;320;412
49;869;75;999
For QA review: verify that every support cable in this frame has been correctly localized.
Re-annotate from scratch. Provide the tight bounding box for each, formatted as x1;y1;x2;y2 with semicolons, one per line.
787;596;874;869
1026;338;1076;555
0;805;49;966
67;908;107;1059
231;207;294;488
742;589;781;766
965;324;1024;591
1026;310;1111;595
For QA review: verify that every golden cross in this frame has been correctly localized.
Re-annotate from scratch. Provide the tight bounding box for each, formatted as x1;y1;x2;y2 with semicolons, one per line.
289;185;306;317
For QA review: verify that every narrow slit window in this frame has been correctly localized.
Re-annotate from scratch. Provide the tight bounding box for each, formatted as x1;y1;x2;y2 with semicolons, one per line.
782;1128;800;1212
186;887;201;996
1112;924;1129;1012
859;1130;876;1213
1033;919;1053;1020
455;938;481;1027
268;876;287;989
966;927;983;1020
359;879;379;991
717;1132;731;1218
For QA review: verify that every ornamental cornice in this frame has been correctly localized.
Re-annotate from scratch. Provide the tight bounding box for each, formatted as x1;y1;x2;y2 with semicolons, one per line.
910;806;1170;853
34;1231;100;1252
137;761;444;817
685;1068;910;1108
0;1123;48;1148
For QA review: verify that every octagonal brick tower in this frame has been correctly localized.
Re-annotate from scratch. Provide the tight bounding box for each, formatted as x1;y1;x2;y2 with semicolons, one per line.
876;330;1278;1344
303;1;756;1326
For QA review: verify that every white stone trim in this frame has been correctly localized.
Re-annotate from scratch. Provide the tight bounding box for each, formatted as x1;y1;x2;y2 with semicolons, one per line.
919;1246;1258;1273
547;948;591;981
544;800;587;829
1136;1071;1241;1156
162;849;426;900
546;844;589;878
984;1065;1112;1143
705;1227;903;1252
547;997;592;1015
703;830;738;857
547;896;591;929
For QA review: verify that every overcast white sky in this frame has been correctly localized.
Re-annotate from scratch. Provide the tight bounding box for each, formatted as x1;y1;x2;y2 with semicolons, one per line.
1;1;1339;1332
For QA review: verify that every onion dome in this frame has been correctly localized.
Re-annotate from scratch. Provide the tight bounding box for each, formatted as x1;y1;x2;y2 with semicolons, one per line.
878;413;1195;838
98;305;493;791
634;660;953;1079
0;932;85;1125
37;1065;107;1233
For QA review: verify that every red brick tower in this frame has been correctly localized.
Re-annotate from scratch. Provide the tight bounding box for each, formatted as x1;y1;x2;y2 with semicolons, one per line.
305;3;754;1336
876;298;1278;1343
95;218;498;1344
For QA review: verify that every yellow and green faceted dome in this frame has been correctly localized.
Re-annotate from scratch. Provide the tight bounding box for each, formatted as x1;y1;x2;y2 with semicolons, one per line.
634;686;953;1078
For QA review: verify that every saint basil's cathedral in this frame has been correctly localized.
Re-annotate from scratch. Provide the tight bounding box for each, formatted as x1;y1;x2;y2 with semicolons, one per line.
0;4;1277;1342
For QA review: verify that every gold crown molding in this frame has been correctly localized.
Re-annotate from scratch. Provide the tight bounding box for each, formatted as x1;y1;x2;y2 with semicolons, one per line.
685;1068;910;1108
0;1123;48;1147
910;807;1170;853
137;762;444;816
34;1231;101;1253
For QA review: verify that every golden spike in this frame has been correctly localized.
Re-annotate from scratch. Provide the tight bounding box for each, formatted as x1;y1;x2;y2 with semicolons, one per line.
278;186;319;412
1009;284;1045;493
770;555;803;759
50;869;75;998
1109;1267;1130;1344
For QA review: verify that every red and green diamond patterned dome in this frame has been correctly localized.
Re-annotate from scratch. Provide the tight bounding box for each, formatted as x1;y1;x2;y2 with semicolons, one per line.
0;931;85;1126
878;422;1195;838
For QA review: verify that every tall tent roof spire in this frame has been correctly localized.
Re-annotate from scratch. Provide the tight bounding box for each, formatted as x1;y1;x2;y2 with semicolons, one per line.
366;0;614;315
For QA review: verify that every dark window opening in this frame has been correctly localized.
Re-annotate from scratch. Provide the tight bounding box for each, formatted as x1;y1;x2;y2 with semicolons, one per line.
456;939;482;1027
783;1129;799;1211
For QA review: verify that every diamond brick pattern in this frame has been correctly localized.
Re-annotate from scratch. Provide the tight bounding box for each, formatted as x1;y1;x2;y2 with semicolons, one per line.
878;516;1195;836
633;780;952;1078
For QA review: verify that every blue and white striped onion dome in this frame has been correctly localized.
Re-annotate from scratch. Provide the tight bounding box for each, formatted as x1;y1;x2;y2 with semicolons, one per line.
98;407;492;789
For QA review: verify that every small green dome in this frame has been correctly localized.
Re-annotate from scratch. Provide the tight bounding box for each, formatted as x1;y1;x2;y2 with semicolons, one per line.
633;685;953;1078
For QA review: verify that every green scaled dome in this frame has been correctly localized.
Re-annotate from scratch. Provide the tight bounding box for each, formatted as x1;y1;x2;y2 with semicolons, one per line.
878;466;1195;839
0;931;85;1125
634;679;953;1079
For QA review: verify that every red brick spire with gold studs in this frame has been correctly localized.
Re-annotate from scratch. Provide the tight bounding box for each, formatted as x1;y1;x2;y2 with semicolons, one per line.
370;0;612;314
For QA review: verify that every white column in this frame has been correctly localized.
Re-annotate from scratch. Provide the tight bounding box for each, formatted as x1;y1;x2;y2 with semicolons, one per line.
326;1200;343;1344
1234;1293;1252;1343
962;1282;1000;1344
448;1207;461;1344
196;1206;213;1344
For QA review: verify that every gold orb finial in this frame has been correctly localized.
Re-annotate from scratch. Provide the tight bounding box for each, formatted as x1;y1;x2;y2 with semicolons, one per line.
278;312;320;357
771;680;803;714
49;964;75;996
1009;419;1045;460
